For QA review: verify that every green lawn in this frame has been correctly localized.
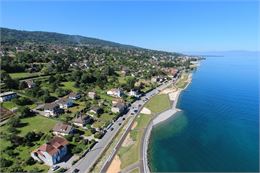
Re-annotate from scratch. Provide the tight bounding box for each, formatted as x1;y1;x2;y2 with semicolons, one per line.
176;73;189;89
145;94;171;114
1;101;17;109
118;93;171;169
61;81;79;92
0;115;57;172
118;114;152;169
18;115;58;136
9;72;41;79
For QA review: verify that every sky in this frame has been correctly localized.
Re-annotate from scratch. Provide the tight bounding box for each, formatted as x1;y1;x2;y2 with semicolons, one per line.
1;0;259;52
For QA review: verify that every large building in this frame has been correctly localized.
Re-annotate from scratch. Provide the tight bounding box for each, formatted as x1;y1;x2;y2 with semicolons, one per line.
31;136;69;166
0;91;17;102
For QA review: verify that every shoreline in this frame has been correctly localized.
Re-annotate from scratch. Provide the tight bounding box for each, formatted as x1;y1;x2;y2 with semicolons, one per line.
143;73;192;173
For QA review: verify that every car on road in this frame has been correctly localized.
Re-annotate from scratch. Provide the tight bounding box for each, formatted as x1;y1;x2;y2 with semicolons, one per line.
110;127;114;131
131;112;134;115
72;169;80;173
122;118;125;120
51;165;60;171
119;123;122;126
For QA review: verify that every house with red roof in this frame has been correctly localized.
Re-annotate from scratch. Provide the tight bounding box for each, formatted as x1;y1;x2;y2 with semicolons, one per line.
31;136;69;166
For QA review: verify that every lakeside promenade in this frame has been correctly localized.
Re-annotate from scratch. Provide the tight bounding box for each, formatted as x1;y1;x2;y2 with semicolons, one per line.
142;74;192;173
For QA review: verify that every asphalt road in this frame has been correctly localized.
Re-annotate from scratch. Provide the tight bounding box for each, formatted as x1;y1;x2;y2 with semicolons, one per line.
66;81;173;173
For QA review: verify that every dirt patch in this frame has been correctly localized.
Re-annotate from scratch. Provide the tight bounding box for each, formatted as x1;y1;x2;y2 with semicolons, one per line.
168;90;179;101
160;87;177;94
140;107;151;115
106;155;121;173
131;121;137;130
122;133;134;147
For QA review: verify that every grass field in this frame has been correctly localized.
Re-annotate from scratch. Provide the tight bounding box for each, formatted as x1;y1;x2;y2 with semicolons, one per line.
0;115;57;172
176;73;189;89
9;72;41;79
61;81;79;92
118;93;171;169
18;115;58;136
145;94;171;114
1;101;17;110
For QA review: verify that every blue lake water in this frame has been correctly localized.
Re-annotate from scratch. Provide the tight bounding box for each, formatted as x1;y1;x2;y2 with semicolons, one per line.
148;52;259;172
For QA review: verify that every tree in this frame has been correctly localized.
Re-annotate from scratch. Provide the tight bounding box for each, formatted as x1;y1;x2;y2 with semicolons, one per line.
0;158;13;167
9;135;25;147
126;77;136;90
19;81;28;89
25;157;36;165
25;131;43;143
73;134;81;142
71;145;83;154
94;132;103;139
19;106;33;118
7;117;21;128
14;97;32;106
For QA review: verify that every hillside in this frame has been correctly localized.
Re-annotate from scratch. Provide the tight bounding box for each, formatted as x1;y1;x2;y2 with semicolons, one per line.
0;27;138;49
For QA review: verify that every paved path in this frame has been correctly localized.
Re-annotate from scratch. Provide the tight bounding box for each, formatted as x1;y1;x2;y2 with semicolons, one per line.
121;162;141;173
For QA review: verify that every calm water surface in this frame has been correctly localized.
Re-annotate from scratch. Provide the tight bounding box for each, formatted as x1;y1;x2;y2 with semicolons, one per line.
148;52;259;172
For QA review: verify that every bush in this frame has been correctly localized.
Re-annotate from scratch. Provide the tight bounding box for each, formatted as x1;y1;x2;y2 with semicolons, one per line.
19;106;33;118
94;132;103;139
7;116;21;128
64;134;73;141
25;157;36;165
71;146;83;154
14;97;33;106
0;158;13;167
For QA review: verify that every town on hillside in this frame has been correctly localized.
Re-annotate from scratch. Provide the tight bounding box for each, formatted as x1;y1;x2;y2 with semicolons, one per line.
0;28;201;173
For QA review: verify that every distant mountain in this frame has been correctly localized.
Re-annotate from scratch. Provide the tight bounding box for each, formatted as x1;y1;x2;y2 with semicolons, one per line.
0;27;139;49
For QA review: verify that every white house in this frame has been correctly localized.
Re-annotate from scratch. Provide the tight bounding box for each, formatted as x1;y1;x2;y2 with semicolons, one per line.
107;88;123;98
88;92;96;99
43;103;63;117
0;91;17;102
52;123;74;136
31;136;69;166
129;89;140;98
68;92;80;100
57;98;73;109
111;102;126;114
72;114;92;127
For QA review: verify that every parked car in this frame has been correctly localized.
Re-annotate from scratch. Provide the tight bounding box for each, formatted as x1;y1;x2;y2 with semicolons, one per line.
72;168;80;173
52;166;60;171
